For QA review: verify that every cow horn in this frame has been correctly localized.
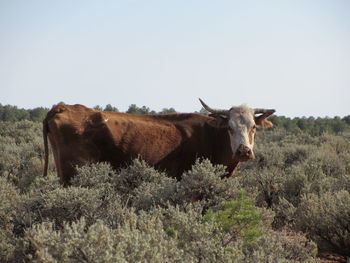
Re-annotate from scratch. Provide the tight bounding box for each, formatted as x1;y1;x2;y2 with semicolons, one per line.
254;109;276;115
199;98;229;116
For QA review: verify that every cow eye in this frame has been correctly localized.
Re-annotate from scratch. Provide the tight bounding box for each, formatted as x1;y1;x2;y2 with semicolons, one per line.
252;125;257;129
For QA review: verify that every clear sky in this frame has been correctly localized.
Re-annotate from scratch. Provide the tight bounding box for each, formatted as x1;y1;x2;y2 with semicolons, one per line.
1;0;349;117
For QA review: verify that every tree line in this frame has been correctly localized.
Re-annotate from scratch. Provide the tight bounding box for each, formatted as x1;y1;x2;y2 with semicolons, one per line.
0;102;349;135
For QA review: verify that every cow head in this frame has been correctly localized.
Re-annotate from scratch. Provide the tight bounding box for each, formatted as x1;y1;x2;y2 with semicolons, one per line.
199;99;275;161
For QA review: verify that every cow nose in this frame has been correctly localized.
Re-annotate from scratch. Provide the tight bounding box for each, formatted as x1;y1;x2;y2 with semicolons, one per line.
236;144;254;160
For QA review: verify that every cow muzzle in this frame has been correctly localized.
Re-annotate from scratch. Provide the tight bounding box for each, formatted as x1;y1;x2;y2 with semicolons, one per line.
235;144;255;161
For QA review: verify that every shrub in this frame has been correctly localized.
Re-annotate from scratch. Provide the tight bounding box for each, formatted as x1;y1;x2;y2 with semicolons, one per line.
4;118;349;261
176;159;241;210
20;204;318;263
239;131;350;235
0;121;42;144
27;172;61;194
0;140;41;190
24;216;184;263
0;121;48;192
41;187;105;227
239;168;285;208
295;190;350;256
115;158;241;212
16;186;105;231
283;145;309;168
72;162;116;189
243;229;318;263
131;175;177;210
274;229;318;262
24;218;118;263
0;177;21;262
158;205;242;262
203;190;262;247
113;158;169;198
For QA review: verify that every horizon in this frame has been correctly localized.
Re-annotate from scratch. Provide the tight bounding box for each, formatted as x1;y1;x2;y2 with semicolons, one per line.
0;100;349;119
1;1;349;118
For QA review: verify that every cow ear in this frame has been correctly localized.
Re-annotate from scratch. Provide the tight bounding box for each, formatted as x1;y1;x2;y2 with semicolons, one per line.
207;114;229;128
255;112;274;128
255;118;274;128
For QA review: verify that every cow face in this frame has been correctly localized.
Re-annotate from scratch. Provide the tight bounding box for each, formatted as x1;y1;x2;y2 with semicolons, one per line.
199;99;275;161
227;106;256;161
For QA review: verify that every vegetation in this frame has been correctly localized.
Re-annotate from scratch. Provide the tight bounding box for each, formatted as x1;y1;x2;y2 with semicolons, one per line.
0;104;349;262
1;102;349;136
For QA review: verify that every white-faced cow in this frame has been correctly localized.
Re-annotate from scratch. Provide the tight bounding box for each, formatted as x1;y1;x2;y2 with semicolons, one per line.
43;99;275;185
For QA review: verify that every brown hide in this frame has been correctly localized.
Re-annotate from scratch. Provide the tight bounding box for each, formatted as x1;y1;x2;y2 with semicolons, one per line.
43;104;240;185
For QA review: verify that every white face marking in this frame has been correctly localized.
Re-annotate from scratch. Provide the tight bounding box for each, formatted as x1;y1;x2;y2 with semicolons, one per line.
227;106;256;158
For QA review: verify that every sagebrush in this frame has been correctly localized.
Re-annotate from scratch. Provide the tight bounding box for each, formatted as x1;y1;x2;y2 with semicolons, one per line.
1;120;349;262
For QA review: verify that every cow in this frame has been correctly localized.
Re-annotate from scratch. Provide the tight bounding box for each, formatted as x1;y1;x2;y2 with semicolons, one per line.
43;99;275;185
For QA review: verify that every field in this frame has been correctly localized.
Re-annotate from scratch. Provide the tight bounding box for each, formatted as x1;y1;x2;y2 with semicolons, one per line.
1;118;350;262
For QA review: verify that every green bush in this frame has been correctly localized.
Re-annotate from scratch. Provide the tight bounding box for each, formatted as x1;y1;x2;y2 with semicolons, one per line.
203;190;262;247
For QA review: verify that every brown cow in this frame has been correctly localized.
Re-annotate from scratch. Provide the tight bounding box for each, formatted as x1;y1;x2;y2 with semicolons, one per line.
43;99;275;185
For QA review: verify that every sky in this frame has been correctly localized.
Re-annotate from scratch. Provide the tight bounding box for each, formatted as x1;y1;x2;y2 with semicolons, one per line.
1;0;349;117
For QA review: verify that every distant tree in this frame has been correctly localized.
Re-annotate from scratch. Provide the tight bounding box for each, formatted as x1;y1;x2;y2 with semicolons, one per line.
93;105;103;111
0;105;16;121
283;119;300;133
104;104;119;112
332;117;347;134
126;104;137;114
295;117;315;134
126;104;155;114
29;107;49;122
52;101;66;107
268;115;282;127
343;115;350;125
159;108;176;114
296;118;306;131
0;104;30;121
314;118;328;135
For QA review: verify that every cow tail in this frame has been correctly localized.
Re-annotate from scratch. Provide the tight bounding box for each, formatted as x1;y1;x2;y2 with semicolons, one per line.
43;118;49;177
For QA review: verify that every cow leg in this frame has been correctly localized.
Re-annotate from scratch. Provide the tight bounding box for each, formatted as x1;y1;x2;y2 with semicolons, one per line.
225;162;240;177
